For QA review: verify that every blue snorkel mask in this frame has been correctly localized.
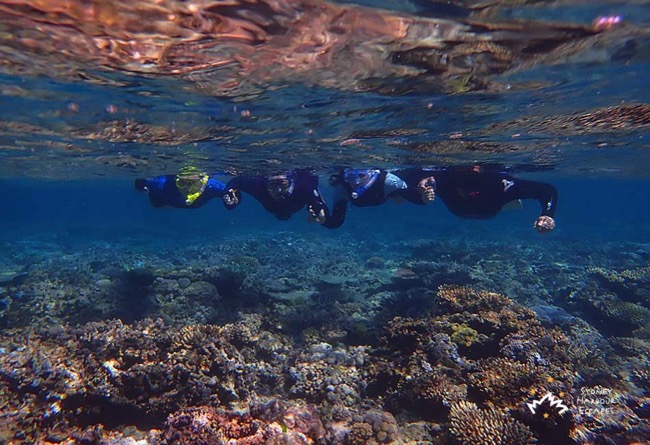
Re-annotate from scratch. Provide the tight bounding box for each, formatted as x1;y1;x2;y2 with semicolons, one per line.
343;169;380;199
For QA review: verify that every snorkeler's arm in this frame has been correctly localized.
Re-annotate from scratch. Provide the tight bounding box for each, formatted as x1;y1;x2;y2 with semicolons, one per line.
322;199;348;229
508;179;558;218
222;176;265;209
393;169;439;204
208;177;227;193
307;192;347;229
204;177;227;200
506;178;558;232
135;175;169;192
135;176;172;207
223;186;241;209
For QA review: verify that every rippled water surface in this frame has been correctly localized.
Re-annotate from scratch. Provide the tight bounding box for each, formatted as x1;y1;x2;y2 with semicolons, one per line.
1;1;649;444
1;0;649;177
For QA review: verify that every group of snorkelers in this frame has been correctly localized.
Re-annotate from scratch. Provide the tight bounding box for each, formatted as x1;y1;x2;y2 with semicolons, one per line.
135;166;557;233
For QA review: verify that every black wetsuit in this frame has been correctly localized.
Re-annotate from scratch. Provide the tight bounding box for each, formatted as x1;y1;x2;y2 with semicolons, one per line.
395;167;558;219
330;167;557;223
325;169;406;227
223;170;345;228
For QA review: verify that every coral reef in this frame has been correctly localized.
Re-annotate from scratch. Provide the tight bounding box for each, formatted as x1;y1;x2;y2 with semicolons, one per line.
449;401;536;445
596;300;650;327
0;234;648;444
588;265;650;306
288;342;368;407
0;316;293;440
159;401;325;444
450;323;479;347
345;410;399;445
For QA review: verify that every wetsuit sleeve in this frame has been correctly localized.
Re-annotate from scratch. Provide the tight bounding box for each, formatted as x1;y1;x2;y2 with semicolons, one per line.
223;175;266;209
140;176;172;208
224;176;245;192
392;169;436;205
306;187;348;229
135;178;147;191
146;176;168;190
507;178;558;218
205;177;227;199
291;171;345;229
322;199;348;229
329;174;352;202
323;181;351;228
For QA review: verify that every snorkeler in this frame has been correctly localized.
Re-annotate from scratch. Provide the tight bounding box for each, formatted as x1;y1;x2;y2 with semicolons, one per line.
330;166;557;232
319;167;431;228
328;167;437;208
222;169;346;228
135;169;227;208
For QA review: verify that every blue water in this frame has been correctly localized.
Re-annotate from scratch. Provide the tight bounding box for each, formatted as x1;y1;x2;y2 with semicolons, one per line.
2;177;648;244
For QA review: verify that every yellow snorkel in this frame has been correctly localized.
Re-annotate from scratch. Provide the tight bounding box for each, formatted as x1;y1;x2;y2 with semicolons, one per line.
175;170;209;206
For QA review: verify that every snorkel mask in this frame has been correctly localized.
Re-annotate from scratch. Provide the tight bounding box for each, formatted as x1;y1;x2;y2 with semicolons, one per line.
343;169;380;199
175;169;209;205
267;175;295;201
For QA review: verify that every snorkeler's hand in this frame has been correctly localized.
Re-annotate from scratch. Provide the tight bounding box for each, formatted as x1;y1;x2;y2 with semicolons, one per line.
223;189;240;209
534;215;555;233
418;176;436;203
307;204;327;224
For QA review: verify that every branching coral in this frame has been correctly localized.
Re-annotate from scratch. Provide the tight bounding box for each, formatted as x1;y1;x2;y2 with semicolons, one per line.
175;324;224;349
467;357;541;404
596;300;650;326
449;401;536;445
587;266;650;308
587;266;650;284
414;373;468;408
437;284;513;312
435;285;540;343
288;361;363;406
